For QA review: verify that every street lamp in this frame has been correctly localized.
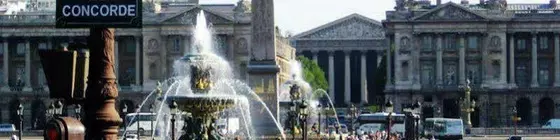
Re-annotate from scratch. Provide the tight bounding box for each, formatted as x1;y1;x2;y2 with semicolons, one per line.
122;104;128;130
349;104;358;135
317;104;322;136
149;104;154;137
75;104;81;120
136;105;141;137
169;100;178;140
412;101;421;140
299;100;308;140
17;103;23;139
289;101;296;140
55;100;63;117
512;107;521;135
385;100;393;140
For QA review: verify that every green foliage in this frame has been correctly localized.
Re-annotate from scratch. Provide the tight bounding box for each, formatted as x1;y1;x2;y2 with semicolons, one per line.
296;56;329;97
365;105;380;113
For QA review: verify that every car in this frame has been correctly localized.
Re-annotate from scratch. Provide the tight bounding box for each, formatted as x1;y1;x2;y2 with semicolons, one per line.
124;134;138;140
0;124;16;132
542;119;560;129
508;136;523;140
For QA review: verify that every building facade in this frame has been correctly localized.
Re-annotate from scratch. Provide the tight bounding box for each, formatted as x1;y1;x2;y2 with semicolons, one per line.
291;14;386;107
385;0;560;127
0;0;295;130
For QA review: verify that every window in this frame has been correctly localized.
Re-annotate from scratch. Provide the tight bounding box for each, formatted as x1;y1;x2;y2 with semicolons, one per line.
422;35;432;50
172;38;181;52
38;43;47;50
444;63;457;85
421;64;434;86
516;39;526;50
445;34;456;50
401;61;409;81
540;36;548;50
468;36;478;49
16;43;25;56
539;62;550;86
492;60;500;80
467;64;481;85
126;40;135;54
0;44;4;55
400;37;410;50
515;63;529;87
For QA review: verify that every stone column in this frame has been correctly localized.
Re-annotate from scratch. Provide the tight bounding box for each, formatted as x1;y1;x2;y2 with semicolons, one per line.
23;39;31;91
509;34;516;87
1;39;8;91
436;33;443;86
554;33;560;87
344;50;351;105
385;37;393;89
328;51;335;103
531;32;539;88
360;50;367;105
135;36;141;90
47;37;52;49
184;35;190;55
311;50;318;63
459;33;466;85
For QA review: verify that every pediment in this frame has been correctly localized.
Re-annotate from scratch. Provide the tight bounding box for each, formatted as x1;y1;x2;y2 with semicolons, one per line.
412;2;488;21
161;7;233;25
293;14;384;40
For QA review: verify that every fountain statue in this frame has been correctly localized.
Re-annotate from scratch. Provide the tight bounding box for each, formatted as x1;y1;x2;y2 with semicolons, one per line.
157;11;243;140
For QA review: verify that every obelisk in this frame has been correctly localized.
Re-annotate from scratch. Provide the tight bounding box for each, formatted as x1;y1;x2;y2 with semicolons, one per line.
248;0;280;136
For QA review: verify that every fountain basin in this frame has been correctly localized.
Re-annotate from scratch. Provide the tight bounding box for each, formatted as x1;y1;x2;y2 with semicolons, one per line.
161;95;242;118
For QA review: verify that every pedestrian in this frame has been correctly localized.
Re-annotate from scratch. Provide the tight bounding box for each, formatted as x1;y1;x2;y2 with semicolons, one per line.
11;135;18;140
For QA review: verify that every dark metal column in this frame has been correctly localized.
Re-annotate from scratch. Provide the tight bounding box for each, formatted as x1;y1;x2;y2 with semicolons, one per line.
84;28;122;140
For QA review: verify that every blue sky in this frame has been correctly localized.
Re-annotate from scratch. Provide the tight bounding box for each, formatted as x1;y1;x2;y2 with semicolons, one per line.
201;0;552;35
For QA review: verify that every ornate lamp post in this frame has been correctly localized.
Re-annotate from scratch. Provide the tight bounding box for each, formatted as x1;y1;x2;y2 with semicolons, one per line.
385;100;393;140
55;100;63;117
149;104;154;138
299;101;308;140
17;103;24;139
289;101;297;140
75;104;82;121
317;104;322;136
412;101;421;140
122;104;128;133
169;100;178;140
136;105;141;137
349;104;358;135
512;107;521;135
462;79;476;134
325;104;332;134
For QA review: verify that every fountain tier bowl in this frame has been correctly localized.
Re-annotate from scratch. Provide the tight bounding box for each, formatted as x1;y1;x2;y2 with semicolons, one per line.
162;94;242;117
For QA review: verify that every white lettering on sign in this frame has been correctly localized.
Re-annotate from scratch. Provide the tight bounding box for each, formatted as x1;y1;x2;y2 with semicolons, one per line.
61;4;136;17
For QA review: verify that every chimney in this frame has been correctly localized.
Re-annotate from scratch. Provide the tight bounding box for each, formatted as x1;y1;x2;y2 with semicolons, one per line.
437;0;441;5
551;0;558;8
461;0;469;4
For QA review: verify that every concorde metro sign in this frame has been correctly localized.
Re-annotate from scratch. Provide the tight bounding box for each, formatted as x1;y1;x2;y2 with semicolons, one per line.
56;0;142;28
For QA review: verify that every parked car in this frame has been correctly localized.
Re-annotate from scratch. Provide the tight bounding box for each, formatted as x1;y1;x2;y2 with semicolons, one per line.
542;119;560;129
124;134;138;140
508;136;523;140
0;124;16;132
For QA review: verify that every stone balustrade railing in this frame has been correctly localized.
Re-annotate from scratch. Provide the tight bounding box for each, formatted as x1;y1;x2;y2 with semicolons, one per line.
471;128;560;136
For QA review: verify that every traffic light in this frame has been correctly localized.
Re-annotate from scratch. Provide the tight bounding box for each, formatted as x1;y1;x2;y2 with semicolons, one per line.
39;43;89;102
44;117;85;140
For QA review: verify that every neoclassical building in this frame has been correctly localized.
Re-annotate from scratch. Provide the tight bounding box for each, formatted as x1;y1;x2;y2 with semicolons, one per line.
291;14;386;107
384;0;560;127
0;0;295;130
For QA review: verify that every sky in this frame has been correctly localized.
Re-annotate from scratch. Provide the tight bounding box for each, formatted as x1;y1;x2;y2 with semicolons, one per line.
201;0;550;35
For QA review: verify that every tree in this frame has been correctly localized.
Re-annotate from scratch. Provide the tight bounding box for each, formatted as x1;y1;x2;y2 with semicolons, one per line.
296;56;328;96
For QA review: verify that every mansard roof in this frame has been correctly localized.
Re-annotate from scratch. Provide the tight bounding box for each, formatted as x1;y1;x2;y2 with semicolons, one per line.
291;13;384;40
